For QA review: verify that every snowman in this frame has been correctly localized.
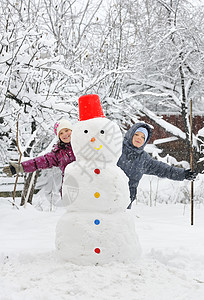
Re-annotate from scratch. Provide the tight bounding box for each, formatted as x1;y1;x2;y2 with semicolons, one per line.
55;94;141;265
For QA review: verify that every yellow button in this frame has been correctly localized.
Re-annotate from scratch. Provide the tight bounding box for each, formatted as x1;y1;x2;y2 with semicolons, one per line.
94;192;100;198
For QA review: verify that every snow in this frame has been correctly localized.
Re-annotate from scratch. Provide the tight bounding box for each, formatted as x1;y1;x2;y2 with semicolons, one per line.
198;127;204;137
1;198;204;300
153;136;178;145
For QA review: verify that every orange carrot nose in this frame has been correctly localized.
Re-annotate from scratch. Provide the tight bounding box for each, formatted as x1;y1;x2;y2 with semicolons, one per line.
91;137;95;142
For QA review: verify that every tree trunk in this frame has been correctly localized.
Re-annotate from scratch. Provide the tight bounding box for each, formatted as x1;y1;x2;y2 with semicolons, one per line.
20;171;39;206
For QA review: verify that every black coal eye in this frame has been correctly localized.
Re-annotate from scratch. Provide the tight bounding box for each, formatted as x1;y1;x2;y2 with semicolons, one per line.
100;130;105;134
84;130;88;133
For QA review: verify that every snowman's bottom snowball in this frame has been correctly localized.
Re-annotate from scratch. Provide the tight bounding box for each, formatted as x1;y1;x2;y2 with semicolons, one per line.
55;211;141;265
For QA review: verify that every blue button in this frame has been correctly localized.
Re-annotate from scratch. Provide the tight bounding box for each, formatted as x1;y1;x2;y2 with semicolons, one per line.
94;219;100;225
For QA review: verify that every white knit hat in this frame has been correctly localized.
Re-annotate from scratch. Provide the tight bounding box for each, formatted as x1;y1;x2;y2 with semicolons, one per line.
54;119;73;137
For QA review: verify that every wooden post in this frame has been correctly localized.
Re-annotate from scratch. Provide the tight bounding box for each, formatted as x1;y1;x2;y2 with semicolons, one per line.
190;99;194;225
12;115;22;205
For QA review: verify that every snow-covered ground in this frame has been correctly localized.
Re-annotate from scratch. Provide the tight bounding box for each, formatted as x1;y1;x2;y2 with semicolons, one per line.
1;197;204;300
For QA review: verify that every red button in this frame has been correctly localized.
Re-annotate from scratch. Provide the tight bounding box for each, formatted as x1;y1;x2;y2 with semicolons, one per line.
94;248;101;254
94;169;100;174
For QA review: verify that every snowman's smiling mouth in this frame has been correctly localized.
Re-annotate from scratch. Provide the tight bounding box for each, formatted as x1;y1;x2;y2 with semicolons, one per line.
94;145;103;150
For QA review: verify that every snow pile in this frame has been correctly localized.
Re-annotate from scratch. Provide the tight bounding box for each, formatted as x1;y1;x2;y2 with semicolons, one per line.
138;173;204;205
1;199;204;300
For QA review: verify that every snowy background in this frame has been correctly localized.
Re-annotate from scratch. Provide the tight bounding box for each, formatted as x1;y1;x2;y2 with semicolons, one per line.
1;0;204;200
1;0;204;166
1;175;204;300
1;0;204;298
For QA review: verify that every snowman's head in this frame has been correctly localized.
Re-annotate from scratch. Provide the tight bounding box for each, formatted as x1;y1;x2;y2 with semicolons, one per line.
71;117;122;164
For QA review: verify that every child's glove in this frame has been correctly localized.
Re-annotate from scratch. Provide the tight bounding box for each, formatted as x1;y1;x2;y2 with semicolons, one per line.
184;169;197;181
3;161;24;177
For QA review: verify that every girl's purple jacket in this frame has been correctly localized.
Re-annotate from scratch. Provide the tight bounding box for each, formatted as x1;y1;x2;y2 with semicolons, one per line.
22;142;76;177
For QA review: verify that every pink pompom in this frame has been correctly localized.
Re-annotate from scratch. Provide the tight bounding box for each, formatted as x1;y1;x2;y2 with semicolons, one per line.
54;122;59;135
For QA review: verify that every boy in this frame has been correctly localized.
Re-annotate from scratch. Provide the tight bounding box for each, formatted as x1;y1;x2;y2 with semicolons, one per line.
117;123;197;209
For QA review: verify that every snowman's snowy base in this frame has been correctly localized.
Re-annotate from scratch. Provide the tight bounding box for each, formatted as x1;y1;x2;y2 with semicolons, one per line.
55;211;141;265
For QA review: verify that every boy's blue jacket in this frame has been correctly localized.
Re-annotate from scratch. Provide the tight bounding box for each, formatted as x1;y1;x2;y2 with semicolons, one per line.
117;123;185;204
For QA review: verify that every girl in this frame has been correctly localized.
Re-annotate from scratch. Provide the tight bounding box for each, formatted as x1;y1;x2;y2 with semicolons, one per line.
3;119;76;186
117;122;197;209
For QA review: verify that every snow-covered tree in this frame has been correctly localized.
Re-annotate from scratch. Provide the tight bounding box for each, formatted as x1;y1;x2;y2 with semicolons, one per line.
1;0;204;205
